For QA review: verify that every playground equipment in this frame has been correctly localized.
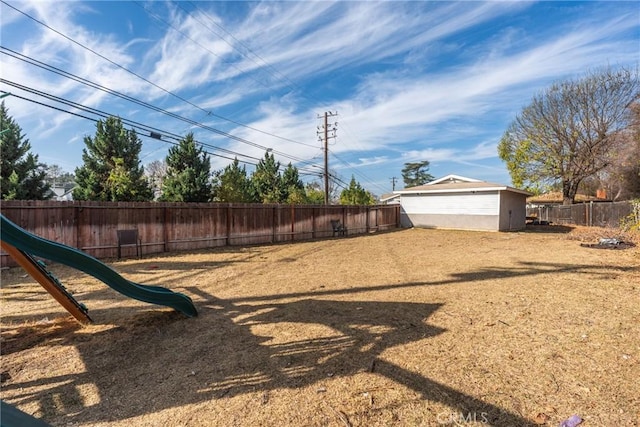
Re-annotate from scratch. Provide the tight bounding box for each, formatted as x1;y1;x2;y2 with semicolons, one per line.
0;214;197;323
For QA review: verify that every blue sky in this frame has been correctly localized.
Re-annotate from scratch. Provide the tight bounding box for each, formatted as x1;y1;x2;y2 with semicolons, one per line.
1;1;638;196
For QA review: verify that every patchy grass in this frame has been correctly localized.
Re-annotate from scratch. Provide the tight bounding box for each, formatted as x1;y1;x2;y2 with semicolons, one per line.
1;227;639;426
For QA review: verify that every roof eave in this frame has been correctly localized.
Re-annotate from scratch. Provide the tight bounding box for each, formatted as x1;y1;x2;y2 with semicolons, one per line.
396;187;532;196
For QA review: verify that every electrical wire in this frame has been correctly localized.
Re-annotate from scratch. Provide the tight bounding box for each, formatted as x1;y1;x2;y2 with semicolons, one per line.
179;1;306;101
156;1;388;192
1;85;254;165
1;1;317;150
3;1;383;192
329;149;389;195
0;47;324;172
163;0;384;198
1;82;324;179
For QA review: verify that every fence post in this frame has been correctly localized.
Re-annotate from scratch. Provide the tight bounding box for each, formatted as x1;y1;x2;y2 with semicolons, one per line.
272;206;277;243
366;206;370;233
585;203;588;227
290;204;295;241
74;205;80;249
342;206;347;233
226;205;232;247
163;206;169;252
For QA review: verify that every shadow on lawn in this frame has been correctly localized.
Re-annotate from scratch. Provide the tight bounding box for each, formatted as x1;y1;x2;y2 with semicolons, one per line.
4;259;634;426
523;224;575;234
1;295;538;426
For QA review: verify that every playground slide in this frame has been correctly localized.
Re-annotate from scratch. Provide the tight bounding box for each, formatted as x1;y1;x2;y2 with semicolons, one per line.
0;215;197;318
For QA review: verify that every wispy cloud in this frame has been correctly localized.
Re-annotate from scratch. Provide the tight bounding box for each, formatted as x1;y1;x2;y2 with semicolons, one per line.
249;7;639;158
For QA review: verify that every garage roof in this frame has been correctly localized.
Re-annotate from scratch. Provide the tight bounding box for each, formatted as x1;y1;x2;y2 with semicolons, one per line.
394;174;532;196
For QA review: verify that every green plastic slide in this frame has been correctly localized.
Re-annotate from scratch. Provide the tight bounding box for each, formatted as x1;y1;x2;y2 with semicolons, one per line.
0;215;197;318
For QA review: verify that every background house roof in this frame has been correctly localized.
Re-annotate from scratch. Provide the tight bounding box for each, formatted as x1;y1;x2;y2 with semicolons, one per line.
379;193;400;202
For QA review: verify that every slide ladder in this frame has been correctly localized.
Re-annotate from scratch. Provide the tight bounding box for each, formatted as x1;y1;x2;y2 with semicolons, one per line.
1;241;92;323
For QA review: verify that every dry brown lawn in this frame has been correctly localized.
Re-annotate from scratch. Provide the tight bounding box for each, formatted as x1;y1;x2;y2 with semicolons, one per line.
1;226;639;427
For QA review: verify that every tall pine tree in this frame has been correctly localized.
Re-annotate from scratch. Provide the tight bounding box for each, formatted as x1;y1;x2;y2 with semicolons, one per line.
0;102;50;200
281;162;306;203
160;133;212;202
73;117;152;201
212;158;256;203
251;152;283;203
340;176;375;205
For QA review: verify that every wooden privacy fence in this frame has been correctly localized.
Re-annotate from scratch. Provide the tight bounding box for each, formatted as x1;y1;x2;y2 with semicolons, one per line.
526;200;633;228
0;201;400;267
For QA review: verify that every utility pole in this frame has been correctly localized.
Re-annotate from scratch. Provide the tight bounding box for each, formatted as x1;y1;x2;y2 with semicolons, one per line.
317;111;338;204
390;177;398;191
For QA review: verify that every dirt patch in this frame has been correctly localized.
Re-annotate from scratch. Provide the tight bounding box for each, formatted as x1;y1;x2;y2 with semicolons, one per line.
1;227;639;426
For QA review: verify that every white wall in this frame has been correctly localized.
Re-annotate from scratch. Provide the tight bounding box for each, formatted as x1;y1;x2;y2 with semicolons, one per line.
401;192;500;215
400;191;502;230
498;191;528;231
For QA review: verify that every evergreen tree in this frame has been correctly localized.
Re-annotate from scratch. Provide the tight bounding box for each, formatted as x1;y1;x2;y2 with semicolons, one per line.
73;116;152;201
252;151;283;203
0;102;50;200
339;176;375;205
212;158;256;203
281;162;306;203
160;133;212;202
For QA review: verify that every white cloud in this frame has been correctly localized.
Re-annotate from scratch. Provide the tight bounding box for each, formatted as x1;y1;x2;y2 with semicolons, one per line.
338;156;390;169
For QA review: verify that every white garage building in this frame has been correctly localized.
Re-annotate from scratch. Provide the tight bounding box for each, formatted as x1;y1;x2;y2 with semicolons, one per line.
395;175;532;232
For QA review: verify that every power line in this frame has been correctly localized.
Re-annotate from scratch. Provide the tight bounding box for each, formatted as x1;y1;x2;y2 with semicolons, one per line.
175;2;395;195
179;1;305;99
329;117;391;193
4;90;234;162
0;80;257;164
0;47;324;172
328;149;389;195
165;2;386;192
179;1;385;192
1;2;205;111
3;87;327;180
1;81;323;179
141;1;320;149
1;1;315;149
134;0;246;73
3;1;381;190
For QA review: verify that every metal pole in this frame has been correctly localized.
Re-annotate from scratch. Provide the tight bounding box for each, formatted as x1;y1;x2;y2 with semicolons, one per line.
324;112;329;205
